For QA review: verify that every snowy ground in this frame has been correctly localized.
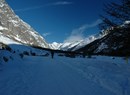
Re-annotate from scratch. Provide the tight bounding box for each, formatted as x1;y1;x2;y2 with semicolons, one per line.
0;55;130;95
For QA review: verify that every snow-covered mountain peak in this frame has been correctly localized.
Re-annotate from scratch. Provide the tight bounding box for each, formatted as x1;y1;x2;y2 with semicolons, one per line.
49;42;62;50
51;31;108;51
52;42;60;45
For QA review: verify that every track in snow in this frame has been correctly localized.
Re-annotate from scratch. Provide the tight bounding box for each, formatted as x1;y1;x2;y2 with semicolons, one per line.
0;56;129;95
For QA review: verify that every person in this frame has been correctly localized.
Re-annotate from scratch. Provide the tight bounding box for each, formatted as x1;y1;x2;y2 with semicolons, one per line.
82;52;86;58
51;50;54;59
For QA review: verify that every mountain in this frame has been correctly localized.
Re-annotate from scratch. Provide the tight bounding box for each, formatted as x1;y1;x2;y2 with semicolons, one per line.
49;30;108;51
60;32;107;51
0;0;49;48
76;21;130;56
49;42;62;50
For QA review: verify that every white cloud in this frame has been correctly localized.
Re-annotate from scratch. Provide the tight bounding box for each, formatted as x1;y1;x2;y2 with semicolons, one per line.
14;5;45;12
14;1;73;12
42;32;51;37
64;35;84;43
64;19;102;43
51;1;73;5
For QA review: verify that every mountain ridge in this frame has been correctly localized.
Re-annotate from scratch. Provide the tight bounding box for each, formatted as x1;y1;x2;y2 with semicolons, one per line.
49;30;108;51
76;21;130;56
0;0;49;48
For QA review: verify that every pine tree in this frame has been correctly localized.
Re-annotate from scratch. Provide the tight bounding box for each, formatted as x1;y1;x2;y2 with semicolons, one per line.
99;0;130;30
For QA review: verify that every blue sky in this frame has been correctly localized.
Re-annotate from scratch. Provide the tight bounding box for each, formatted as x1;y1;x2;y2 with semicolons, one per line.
6;0;119;43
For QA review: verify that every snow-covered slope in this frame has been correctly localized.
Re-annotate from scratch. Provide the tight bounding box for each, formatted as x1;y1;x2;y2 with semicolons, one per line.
50;31;107;51
0;0;49;48
49;42;62;50
0;33;20;45
0;54;130;95
77;21;130;56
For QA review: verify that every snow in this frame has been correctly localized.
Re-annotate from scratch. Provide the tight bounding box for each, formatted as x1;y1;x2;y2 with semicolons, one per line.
124;21;130;24
72;36;97;51
95;43;108;53
0;2;4;8
120;21;130;27
60;41;82;51
50;32;107;51
8;19;20;27
0;54;130;95
0;26;7;30
0;35;20;45
9;19;18;24
49;42;62;50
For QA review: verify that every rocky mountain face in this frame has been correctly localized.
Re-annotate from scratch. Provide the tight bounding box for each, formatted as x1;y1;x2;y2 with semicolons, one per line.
0;0;49;48
76;21;130;56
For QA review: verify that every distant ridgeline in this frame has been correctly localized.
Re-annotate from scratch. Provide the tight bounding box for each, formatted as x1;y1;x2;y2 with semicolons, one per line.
76;21;130;56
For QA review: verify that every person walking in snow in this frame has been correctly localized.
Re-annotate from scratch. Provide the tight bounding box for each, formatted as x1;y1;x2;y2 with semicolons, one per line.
51;50;54;59
82;52;86;58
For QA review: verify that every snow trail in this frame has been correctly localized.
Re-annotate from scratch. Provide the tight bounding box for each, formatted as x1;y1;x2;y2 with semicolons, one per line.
0;56;130;95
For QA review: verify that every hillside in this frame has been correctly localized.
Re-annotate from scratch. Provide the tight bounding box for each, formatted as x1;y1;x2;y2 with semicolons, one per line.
76;21;130;56
0;0;49;48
